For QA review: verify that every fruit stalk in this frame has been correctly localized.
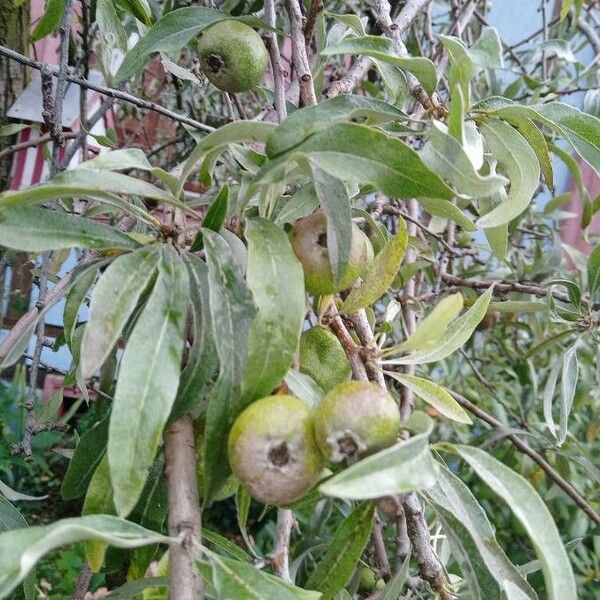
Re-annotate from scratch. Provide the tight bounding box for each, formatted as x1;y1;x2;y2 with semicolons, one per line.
272;508;295;582
164;414;204;600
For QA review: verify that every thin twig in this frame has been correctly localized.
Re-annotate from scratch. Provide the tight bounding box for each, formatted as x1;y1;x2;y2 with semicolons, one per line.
449;391;600;527
335;280;450;597
304;0;323;46
265;0;288;121
400;200;419;422
0;46;215;134
440;273;595;307
326;0;433;99
372;514;391;578
70;562;92;600
285;0;317;106
11;254;50;460
328;314;369;381
78;0;91;162
0;131;78;161
272;508;295;582
61;95;115;167
50;0;74;176
370;0;438;113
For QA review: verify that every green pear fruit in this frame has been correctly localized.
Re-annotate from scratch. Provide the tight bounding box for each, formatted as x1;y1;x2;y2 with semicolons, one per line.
228;395;324;505
299;325;351;392
313;381;400;463
290;210;374;295
198;21;268;93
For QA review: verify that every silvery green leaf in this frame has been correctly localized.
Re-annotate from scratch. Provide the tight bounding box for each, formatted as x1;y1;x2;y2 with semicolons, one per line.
0;515;172;599
81;246;161;378
108;246;189;517
319;412;437;500
453;445;577;600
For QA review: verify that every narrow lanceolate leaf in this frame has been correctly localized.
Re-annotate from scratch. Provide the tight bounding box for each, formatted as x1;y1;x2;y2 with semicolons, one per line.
305;160;353;284
379;553;411;600
420;121;508;198
322;36;438;95
0;494;35;600
180;121;277;194
385;286;493;365
203;229;256;503
0;494;28;533
81;148;153;172
453;445;577;600
558;344;578;446
502;115;554;190
61;416;109;500
341;219;408;314
536;102;600;177
127;464;169;580
0;481;45;503
266;95;406;158
587;245;600;300
205;550;321;600
63;265;98;349
81;246;161;378
305;503;374;600
189;186;229;252
397;293;463;352
320;412;437;500
240;219;304;408
284;370;325;409
477;120;540;228
480;166;509;261
0;206;141;252
0;515;172;599
108;246;189;517
116;6;226;80
82;456;116;571
258;123;455;201
385;373;472;424
0;169;174;207
417;196;477;231
171;254;218;420
426;466;537;600
30;0;64;41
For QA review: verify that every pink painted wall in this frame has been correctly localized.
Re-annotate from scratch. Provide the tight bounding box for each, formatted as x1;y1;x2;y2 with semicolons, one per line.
561;162;600;254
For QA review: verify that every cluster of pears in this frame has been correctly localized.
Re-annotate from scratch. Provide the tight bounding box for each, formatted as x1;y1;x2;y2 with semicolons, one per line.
228;331;400;506
228;210;389;506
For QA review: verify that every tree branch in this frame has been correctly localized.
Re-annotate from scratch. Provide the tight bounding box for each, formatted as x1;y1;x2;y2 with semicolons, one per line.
50;0;74;176
449;391;600;528
264;0;288;121
440;273;595;307
326;0;434;102
164;414;204;600
0;131;78;161
0;269;76;366
0;45;215;134
303;0;323;46
284;0;317;106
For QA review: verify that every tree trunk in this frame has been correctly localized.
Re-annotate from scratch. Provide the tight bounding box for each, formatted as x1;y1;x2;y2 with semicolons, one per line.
0;0;29;191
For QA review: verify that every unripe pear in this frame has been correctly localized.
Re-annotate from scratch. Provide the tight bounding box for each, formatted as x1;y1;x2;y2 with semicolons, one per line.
299;325;351;392
198;21;268;93
228;395;324;505
290;210;374;295
313;381;400;463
